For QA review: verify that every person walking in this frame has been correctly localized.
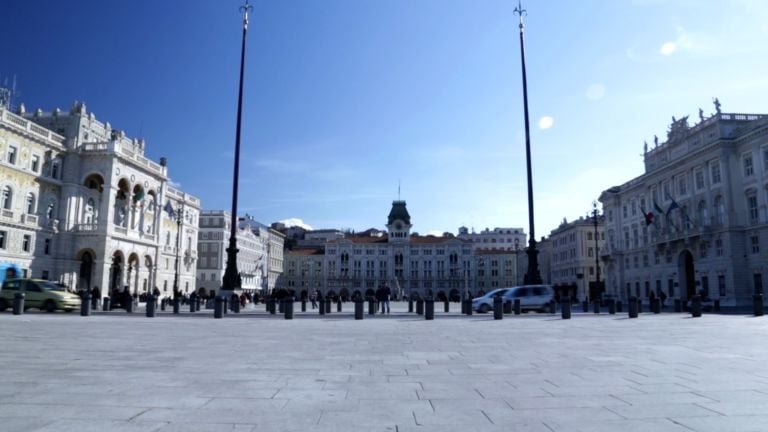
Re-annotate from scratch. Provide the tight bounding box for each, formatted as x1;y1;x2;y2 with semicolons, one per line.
310;290;318;309
383;283;391;314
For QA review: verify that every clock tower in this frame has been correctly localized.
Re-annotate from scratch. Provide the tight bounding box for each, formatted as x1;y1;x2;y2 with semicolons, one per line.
386;200;412;242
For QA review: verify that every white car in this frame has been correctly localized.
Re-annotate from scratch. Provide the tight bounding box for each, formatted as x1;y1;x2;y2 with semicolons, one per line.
472;285;555;313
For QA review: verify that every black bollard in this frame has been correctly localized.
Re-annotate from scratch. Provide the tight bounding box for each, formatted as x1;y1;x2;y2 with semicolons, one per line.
319;299;326;315
582;300;588;313
214;296;224;319
408;299;414;313
444;300;449;313
354;299;364;320
269;298;276;314
514;299;521;315
425;298;434;320
172;297;179;314
461;299;466;314
301;300;307;312
337;299;342;313
503;301;512;314
189;297;195;313
753;294;764;317
608;299;616;315
465;299;473;315
325;298;331;314
416;299;424;315
628;297;638;318
284;300;294;320
368;299;375;315
493;296;503;320
674;298;682;312
146;295;156;318
713;299;720;312
81;292;92;316
561;299;571;319
691;295;702;318
653;298;661;314
232;297;240;314
103;296;111;312
160;298;166;311
616;300;623;313
593;299;600;314
126;297;134;314
12;292;25;315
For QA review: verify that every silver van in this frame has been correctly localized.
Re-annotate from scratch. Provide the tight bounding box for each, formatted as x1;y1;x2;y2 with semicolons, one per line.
472;285;554;313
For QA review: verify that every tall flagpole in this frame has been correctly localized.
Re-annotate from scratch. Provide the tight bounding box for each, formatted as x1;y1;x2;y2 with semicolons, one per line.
222;0;253;298
514;1;542;285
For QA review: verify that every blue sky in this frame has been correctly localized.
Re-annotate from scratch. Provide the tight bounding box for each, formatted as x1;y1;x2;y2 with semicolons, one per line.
2;0;767;237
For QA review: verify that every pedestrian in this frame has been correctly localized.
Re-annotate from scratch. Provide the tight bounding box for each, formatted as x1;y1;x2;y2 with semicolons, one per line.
310;290;318;309
383;284;391;314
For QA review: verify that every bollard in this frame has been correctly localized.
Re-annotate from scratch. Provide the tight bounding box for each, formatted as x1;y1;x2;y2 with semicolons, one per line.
425;298;434;320
103;296;111;312
172;297;179;314
160;298;166;311
337;299;342;313
12;292;25;315
408;299;414;313
691;295;702;318
444;300;449;313
325;298;331;314
503;301;512;314
91;295;98;311
146;295;156;318
301;300;307;312
582;300;588;313
126;297;134;314
81;292;92;316
465;299;473;315
753;294;764;317
593;299;600;314
514;299;521;315
269;298;277;315
608;299;616;315
674;298;682;313
189;297;195;313
355;299;364;320
628;297;638;318
653;298;661;314
493;296;503;320
232;298;240;313
284;300;294;320
561;299;571;319
616;300;623;313
319;299;326;315
214;296;224;319
416;299;424;315
461;299;467;314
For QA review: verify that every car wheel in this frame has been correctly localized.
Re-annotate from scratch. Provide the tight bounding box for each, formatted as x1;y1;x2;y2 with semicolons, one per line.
44;300;56;313
479;304;490;314
0;298;7;312
65;309;75;313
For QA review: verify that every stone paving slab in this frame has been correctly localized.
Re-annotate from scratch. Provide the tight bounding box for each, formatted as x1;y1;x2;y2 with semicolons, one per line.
1;304;768;431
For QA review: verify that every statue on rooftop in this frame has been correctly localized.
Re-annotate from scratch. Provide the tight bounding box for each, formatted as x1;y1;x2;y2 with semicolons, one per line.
713;97;721;115
644;141;648;154
654;135;659;147
699;108;704;121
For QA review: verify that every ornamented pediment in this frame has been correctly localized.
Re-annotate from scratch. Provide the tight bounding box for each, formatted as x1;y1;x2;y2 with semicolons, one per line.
666;115;690;142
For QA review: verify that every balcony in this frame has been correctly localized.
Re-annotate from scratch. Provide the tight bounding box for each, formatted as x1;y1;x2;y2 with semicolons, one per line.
72;223;99;233
654;224;713;246
21;213;38;225
1;209;13;220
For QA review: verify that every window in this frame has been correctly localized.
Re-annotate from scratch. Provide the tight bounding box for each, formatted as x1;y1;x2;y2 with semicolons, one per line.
715;238;723;256
51;160;61;179
748;195;759;223
714;196;725;225
695;169;705;190
643;254;649;267
751;235;760;254
0;230;5;249
698;200;708;226
587;232;593;241
26;193;35;214
710;161;721;184
211;273;217;281
1;186;12;210
678;177;687;196
44;238;51;255
31;154;40;172
744;153;754;177
22;234;31;252
7;146;17;164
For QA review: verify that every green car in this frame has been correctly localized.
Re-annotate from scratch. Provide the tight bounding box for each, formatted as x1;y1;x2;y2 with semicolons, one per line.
0;279;81;312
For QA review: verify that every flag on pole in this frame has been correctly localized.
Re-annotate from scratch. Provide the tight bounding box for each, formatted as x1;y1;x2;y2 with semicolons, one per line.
164;200;175;218
666;198;680;217
640;208;654;226
653;200;664;214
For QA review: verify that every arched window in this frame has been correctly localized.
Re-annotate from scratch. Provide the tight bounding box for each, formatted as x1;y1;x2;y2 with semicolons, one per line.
1;186;12;210
698;200;708;226
26;192;35;214
714;196;725;225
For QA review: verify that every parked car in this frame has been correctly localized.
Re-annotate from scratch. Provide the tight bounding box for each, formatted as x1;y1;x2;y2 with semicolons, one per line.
0;279;81;312
472;285;555;313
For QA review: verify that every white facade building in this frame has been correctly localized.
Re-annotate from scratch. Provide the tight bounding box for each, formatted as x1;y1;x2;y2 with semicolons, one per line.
0;102;200;296
600;106;768;307
457;226;526;251
548;215;605;301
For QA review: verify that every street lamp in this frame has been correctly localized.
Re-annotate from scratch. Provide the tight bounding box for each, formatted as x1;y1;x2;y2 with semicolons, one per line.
172;206;183;314
221;0;252;298
514;1;542;285
592;200;602;301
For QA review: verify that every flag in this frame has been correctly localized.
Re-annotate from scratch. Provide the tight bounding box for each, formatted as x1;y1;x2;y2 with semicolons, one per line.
666;198;680;217
653;200;664;214
164;200;175;218
132;188;145;203
641;208;654;226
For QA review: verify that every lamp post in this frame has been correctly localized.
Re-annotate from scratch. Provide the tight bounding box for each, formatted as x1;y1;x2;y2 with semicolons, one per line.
592;200;602;301
172;206;183;314
221;0;252;298
514;1;542;285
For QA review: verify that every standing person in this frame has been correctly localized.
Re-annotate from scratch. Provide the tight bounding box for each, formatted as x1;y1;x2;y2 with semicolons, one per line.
383;283;391;314
310;290;318;309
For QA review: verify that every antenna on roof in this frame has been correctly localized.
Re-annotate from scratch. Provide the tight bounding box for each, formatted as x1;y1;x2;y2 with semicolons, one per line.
0;75;18;111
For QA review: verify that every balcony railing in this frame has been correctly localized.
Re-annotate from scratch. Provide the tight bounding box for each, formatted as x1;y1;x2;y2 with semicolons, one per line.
21;213;38;225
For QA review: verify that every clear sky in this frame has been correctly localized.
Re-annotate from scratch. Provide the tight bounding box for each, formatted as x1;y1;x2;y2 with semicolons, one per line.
2;0;766;237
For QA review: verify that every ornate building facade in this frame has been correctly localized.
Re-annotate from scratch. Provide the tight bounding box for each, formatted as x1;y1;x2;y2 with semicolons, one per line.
548;215;605;301
0;102;200;296
599;105;768;306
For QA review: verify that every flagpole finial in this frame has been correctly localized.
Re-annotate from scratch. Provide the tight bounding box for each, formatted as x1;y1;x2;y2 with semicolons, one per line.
240;0;254;29
513;0;527;28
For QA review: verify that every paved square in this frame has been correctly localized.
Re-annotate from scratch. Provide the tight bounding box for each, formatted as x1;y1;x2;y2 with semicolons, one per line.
1;304;767;431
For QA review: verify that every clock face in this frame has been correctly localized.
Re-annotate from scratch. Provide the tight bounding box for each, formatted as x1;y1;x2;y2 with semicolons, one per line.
395;222;403;230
